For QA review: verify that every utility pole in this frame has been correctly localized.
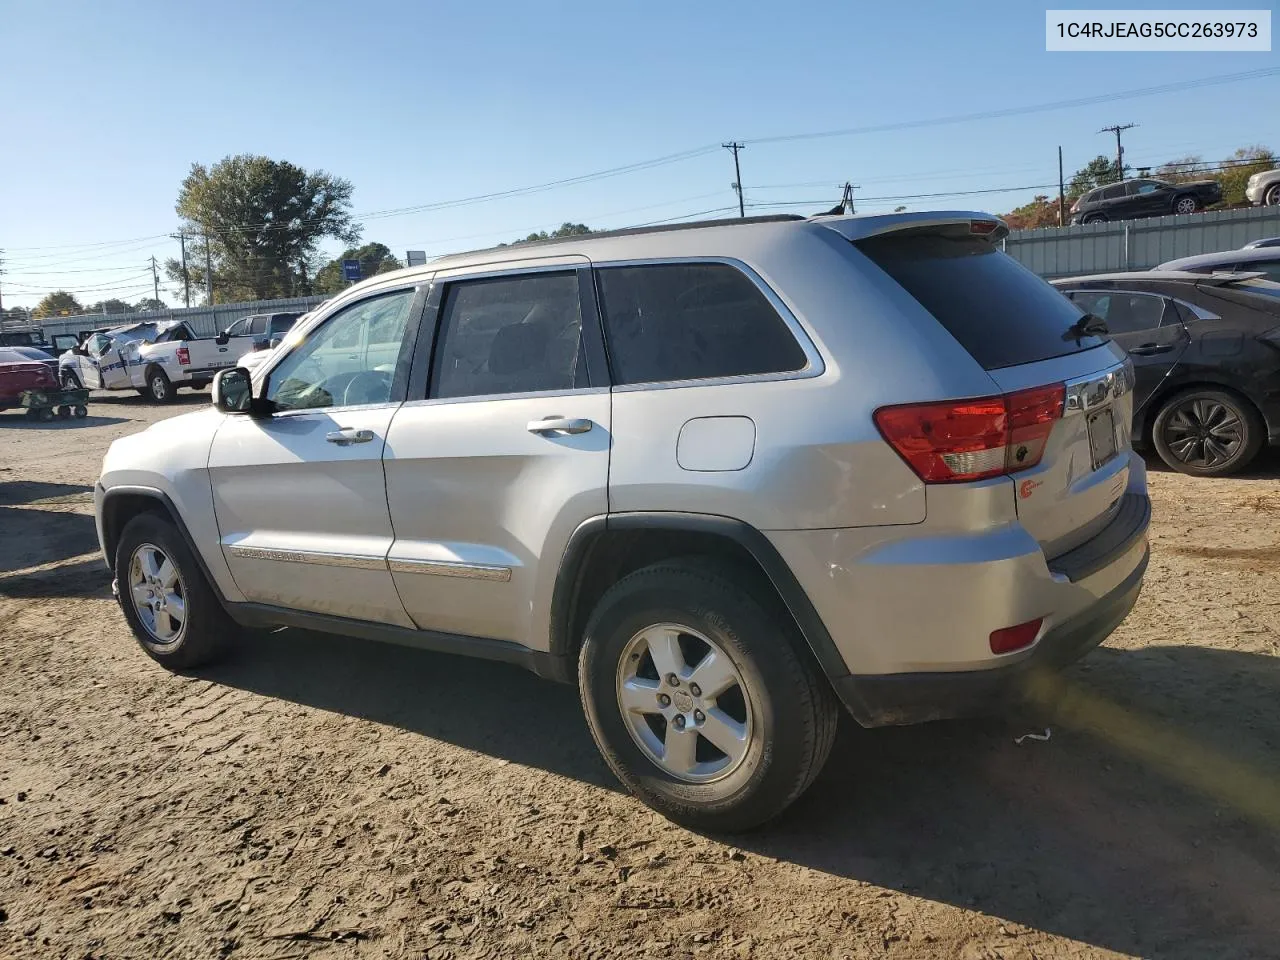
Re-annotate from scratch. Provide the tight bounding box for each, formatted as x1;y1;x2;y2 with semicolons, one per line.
173;233;191;308
149;256;160;304
841;181;860;214
722;142;745;218
1058;146;1066;227
202;230;214;304
0;250;5;312
1098;123;1136;182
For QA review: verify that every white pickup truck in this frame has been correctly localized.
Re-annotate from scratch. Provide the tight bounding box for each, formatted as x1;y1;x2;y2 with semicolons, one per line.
59;312;302;402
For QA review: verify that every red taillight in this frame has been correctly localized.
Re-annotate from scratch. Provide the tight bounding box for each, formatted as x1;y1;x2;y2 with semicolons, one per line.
176;347;190;365
874;383;1064;484
970;219;998;236
990;618;1043;655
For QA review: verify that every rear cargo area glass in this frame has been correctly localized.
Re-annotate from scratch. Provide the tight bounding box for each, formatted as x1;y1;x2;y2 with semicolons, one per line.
857;233;1107;370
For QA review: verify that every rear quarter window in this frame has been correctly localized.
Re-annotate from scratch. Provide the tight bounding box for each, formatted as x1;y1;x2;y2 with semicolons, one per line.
856;232;1107;370
596;261;808;384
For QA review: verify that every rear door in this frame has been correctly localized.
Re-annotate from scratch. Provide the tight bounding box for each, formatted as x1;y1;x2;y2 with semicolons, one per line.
381;260;610;647
1068;290;1189;413
855;227;1134;558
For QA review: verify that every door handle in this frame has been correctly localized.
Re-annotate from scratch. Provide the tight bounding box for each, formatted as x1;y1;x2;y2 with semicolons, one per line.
527;416;593;436
1128;343;1173;356
326;427;375;445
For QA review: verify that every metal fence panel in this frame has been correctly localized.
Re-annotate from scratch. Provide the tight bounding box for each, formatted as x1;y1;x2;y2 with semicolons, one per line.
37;295;329;340
1004;206;1280;278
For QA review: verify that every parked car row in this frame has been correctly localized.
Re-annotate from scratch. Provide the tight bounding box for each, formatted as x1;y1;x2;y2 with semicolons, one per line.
56;312;302;402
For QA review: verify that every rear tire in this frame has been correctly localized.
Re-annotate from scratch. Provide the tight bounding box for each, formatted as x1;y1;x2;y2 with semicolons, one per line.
114;512;236;669
1151;388;1264;477
1172;194;1200;216
146;367;174;403
578;559;838;832
1082;214;1106;224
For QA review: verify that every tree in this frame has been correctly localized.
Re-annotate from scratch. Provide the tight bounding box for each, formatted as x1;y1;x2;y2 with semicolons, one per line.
504;222;592;246
85;298;136;316
1155;155;1206;183
1068;155;1121;200
32;291;84;319
314;242;403;294
1218;145;1275;205
1002;195;1062;230
166;154;360;303
135;297;167;312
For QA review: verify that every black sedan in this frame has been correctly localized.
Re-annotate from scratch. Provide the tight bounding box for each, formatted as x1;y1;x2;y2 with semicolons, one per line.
1051;271;1280;476
1069;177;1222;224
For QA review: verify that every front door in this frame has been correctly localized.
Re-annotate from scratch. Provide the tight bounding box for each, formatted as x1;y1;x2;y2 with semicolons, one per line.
208;286;424;626
382;263;610;648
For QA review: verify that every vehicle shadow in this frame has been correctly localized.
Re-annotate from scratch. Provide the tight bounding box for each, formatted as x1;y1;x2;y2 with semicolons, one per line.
0;414;129;428
203;636;1280;959
0;505;106;596
1143;446;1280;479
0;480;94;507
85;391;208;408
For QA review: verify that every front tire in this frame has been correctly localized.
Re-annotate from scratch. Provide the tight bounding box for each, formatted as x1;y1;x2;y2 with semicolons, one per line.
578;560;838;832
114;512;235;669
1266;184;1280;207
61;370;82;390
146;367;174;403
1082;214;1106;224
1151;388;1264;477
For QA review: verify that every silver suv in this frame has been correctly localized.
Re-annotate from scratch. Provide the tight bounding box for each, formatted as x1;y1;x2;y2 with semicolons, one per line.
95;212;1150;830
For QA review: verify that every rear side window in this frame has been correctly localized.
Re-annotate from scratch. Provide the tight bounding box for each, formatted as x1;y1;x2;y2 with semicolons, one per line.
857;232;1106;370
1101;184;1126;200
596;262;807;385
432;271;584;399
1070;290;1169;334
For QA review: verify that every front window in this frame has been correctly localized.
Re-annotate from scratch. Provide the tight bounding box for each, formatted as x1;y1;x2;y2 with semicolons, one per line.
266;290;415;410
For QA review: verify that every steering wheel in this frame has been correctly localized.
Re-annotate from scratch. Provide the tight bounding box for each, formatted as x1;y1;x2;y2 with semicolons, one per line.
342;370;392;406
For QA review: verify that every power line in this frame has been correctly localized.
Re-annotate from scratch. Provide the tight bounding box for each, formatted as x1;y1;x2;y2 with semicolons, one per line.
744;67;1279;146
1099;123;1137;177
722;142;746;218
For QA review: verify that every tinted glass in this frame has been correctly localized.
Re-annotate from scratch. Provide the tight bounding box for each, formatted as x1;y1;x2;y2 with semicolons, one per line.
857;232;1106;369
226;318;252;337
1101;185;1126;200
0;349;26;363
1071;291;1166;334
267;290;414;410
269;314;299;334
596;262;806;384
432;272;583;399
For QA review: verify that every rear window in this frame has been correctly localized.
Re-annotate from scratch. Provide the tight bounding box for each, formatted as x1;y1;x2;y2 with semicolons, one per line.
596;262;807;385
857;232;1107;370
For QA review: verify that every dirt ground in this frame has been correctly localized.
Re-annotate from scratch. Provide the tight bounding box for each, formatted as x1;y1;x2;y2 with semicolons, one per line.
2;391;1279;960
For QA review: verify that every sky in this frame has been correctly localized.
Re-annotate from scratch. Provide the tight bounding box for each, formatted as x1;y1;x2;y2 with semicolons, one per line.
1;0;1275;310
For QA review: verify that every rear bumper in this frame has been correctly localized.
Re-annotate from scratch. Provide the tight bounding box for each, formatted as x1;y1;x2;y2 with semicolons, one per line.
833;545;1147;726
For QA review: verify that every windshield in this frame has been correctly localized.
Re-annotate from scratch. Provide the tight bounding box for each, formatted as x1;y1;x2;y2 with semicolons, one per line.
857;231;1108;369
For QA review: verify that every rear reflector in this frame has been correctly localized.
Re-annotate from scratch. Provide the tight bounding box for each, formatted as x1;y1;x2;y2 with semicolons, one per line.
176;347;190;365
874;383;1065;483
990;618;1043;655
969;219;999;236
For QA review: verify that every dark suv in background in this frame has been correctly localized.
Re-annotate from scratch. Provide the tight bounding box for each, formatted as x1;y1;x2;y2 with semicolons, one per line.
1052;271;1280;476
1070;177;1222;224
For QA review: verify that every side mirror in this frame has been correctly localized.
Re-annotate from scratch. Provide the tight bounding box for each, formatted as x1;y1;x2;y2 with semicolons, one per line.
212;367;253;413
215;331;230;346
268;337;282;349
252;337;270;351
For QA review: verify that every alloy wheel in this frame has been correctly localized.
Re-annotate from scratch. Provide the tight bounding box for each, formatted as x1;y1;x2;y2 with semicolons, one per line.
1162;397;1243;470
128;543;187;644
615;622;755;783
1174;196;1198;215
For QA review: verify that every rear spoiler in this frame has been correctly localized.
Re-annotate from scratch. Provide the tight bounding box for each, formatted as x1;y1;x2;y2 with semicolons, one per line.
811;210;1009;244
1197;270;1267;286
